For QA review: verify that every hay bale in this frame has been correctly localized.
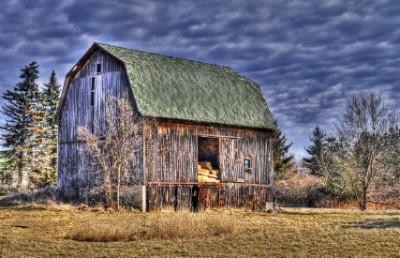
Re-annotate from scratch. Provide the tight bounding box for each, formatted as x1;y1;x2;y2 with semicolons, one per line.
198;174;208;182
198;168;210;174
199;161;213;170
210;169;219;176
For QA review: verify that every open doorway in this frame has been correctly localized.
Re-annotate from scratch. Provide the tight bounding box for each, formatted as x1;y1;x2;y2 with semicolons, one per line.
197;137;220;182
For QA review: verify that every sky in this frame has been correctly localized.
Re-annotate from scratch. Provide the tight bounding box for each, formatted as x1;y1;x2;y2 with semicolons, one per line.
0;0;400;158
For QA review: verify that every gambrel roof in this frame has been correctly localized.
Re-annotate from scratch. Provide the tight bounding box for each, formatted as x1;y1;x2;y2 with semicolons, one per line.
58;42;275;130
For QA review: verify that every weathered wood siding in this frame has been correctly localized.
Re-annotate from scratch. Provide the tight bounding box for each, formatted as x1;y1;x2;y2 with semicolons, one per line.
147;184;270;212
58;50;143;197
144;120;274;211
144;121;273;184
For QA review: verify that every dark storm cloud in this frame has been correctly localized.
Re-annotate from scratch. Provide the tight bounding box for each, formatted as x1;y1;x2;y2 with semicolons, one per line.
1;0;399;156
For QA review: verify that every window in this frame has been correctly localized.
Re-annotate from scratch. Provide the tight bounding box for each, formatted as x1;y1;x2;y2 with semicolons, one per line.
90;77;95;132
90;77;95;107
244;159;251;170
96;63;102;73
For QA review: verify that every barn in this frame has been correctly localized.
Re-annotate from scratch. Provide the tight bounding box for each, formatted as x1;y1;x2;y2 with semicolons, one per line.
56;42;276;212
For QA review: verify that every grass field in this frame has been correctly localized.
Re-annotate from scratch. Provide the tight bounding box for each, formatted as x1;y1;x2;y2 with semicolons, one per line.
0;204;399;257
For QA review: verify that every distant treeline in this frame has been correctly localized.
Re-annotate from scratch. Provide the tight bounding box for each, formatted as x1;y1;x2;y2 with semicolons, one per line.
277;91;400;210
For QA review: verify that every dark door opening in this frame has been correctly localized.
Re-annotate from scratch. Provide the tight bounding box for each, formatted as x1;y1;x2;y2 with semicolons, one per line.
197;137;220;182
191;186;199;212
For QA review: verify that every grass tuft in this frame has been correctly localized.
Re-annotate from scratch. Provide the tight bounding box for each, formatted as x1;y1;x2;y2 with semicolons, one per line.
67;212;237;242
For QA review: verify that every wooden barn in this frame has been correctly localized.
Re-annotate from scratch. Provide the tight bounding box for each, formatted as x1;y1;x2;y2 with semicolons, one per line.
56;43;276;212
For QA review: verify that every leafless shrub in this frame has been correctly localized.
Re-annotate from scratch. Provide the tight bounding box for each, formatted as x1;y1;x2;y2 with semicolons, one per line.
275;174;323;207
77;98;142;210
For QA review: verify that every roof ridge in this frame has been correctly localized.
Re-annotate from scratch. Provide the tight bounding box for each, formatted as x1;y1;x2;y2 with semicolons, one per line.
95;42;233;70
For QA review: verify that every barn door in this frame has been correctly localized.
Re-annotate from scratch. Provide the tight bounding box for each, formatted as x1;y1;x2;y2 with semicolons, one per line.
219;138;240;182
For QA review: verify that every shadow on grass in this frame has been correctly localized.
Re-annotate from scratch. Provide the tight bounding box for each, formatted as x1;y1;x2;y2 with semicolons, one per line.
342;219;400;229
2;205;48;211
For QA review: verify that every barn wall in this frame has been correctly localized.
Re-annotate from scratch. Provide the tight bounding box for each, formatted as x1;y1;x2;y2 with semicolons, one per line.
58;50;143;199
144;120;274;211
144;121;273;184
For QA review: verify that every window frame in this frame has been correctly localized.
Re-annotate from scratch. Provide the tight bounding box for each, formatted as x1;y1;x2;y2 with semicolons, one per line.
244;158;252;172
96;63;102;74
90;76;95;132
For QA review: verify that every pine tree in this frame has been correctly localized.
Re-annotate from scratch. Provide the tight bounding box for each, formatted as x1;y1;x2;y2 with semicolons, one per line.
0;61;40;190
27;82;51;187
39;70;61;185
303;125;326;176
273;120;294;178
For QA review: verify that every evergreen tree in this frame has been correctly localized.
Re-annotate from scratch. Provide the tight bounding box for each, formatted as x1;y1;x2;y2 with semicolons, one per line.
27;100;48;187
273;120;294;178
0;61;40;190
39;70;61;185
303;125;326;176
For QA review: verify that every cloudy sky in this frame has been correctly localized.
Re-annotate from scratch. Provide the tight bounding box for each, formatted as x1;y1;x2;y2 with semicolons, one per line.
1;0;400;157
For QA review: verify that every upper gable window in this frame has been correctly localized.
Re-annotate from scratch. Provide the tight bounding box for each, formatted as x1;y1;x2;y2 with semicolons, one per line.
96;63;102;74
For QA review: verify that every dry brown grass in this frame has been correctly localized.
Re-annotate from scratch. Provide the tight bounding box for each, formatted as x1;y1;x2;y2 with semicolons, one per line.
67;212;236;242
0;207;399;257
322;198;400;210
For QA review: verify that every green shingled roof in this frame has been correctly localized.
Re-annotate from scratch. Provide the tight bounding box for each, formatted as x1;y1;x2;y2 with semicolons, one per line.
96;43;274;130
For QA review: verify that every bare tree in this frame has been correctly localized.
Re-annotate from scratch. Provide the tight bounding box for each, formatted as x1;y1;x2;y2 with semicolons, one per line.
334;91;398;210
78;98;142;210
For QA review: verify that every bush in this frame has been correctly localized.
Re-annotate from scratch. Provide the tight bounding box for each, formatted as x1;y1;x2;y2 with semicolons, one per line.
275;174;323;207
0;185;59;206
